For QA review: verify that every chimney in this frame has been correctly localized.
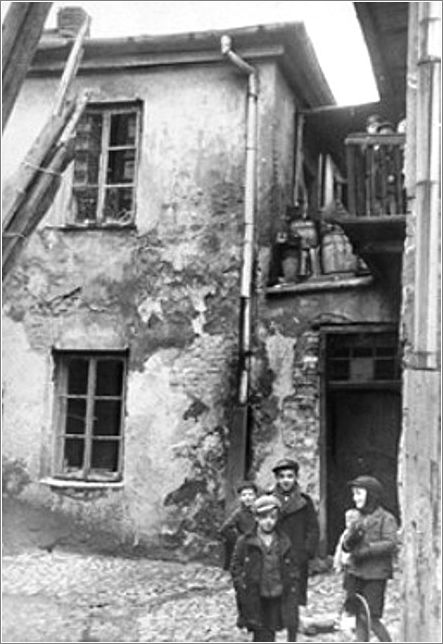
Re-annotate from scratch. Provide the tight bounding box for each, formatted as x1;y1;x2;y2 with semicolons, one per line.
57;6;90;38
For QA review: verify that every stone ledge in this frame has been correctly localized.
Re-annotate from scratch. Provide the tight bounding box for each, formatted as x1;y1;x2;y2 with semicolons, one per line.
265;274;373;296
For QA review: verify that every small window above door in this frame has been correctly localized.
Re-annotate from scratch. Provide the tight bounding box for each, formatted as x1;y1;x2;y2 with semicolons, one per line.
327;332;400;384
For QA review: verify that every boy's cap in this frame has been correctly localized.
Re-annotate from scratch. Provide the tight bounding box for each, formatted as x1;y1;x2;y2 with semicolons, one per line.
347;475;383;496
236;480;258;494
254;494;282;515
272;458;299;475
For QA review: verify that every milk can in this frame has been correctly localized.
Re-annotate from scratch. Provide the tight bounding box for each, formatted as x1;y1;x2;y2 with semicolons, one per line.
321;225;358;274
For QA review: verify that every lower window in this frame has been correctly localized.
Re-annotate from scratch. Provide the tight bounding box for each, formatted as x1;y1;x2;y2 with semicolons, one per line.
53;351;127;481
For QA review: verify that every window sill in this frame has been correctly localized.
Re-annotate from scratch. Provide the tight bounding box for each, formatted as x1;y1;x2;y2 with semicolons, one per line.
266;274;373;296
58;223;137;232
40;477;124;490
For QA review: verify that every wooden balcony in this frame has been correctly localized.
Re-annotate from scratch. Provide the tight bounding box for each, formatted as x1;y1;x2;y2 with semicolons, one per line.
346;132;406;217
330;132;407;286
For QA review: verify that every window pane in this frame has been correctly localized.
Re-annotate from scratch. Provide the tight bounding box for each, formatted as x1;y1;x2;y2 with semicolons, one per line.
93;400;122;436
67;358;89;394
74;113;102;183
107;150;136;184
374;359;397;380
330;347;350;358
96;360;124;396
375;346;396;357
91;440;119;471
329;359;350;380
74;151;100;185
103;187;133;223
353;347;373;358
73;187;98;222
64;438;84;469
65;398;87;434
109;112;137;146
350;357;374;381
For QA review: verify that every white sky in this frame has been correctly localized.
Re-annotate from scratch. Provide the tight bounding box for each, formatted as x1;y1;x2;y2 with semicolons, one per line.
2;1;379;106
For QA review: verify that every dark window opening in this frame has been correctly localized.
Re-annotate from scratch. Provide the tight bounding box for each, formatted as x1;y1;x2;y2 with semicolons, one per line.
54;352;127;481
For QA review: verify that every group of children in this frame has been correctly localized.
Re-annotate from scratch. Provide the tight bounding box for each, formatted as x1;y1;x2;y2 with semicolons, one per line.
220;460;398;643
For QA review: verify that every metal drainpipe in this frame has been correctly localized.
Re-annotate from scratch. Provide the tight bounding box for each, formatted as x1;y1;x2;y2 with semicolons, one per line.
221;35;258;406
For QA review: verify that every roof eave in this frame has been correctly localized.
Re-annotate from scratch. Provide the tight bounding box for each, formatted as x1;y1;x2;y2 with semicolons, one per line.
31;22;335;109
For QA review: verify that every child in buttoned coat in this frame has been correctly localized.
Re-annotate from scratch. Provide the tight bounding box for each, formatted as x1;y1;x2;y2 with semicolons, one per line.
271;458;319;610
230;494;300;642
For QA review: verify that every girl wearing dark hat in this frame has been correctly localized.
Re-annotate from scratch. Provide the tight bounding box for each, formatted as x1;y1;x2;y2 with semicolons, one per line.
342;476;398;642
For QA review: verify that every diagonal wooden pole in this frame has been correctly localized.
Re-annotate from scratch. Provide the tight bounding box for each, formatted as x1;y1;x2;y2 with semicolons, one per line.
2;2;53;130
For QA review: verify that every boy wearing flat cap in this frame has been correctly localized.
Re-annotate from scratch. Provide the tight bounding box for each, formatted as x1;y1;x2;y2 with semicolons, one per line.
231;494;300;642
220;481;258;570
271;458;319;611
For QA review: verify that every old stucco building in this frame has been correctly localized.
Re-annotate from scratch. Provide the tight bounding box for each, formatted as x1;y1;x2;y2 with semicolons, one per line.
2;12;408;560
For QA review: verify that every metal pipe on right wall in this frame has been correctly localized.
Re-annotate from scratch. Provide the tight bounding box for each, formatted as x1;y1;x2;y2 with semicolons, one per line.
412;1;441;364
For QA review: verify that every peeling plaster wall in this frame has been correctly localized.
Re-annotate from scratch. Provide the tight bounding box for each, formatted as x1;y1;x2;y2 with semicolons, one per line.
2;60;278;556
2;56;400;557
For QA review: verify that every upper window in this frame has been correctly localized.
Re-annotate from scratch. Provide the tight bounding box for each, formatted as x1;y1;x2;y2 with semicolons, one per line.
53;351;127;481
71;102;141;226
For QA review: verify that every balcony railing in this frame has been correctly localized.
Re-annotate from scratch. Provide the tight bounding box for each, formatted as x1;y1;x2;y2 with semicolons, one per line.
345;133;406;217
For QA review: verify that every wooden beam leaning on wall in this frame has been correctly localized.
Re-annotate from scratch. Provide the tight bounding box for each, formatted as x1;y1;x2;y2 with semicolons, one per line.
2;92;89;278
2;14;91;280
2;2;53;131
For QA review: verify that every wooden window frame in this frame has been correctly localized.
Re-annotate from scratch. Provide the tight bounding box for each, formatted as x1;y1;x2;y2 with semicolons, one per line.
53;351;127;482
71;101;142;227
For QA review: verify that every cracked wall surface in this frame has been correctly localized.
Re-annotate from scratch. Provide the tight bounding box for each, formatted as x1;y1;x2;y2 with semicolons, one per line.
2;58;399;558
2;61;277;557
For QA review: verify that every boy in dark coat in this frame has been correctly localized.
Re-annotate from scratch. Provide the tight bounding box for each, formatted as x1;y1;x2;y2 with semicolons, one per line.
231;494;300;642
341;475;398;642
220;480;258;570
271;458;319;610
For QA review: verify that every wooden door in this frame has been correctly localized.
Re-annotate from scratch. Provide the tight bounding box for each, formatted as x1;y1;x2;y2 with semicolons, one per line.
326;388;401;551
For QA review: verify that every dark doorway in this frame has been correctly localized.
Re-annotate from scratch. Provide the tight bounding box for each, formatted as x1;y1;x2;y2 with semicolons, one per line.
324;331;402;553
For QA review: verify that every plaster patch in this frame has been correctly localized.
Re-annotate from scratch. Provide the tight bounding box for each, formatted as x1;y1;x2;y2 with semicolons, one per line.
124;351;192;537
265;332;296;404
138;296;164;325
2;316;47;476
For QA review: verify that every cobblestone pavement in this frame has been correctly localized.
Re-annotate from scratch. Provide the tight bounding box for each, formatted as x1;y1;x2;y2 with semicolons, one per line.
2;549;401;643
